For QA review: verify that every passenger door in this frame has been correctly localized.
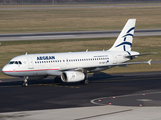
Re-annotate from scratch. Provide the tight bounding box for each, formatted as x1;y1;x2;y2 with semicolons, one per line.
27;57;34;69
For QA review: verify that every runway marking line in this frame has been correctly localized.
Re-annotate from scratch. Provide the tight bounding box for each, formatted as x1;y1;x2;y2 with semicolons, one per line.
0;115;28;118
21;35;74;39
0;83;80;88
75;109;132;120
90;91;161;106
0;85;22;88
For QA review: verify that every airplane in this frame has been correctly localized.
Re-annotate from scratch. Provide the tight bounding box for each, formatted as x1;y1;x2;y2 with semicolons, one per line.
2;19;154;86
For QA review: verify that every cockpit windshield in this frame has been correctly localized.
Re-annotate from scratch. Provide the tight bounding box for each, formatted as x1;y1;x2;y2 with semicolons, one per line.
9;61;22;65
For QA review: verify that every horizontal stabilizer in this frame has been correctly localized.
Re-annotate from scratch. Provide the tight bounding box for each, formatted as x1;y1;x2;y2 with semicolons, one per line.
125;53;157;58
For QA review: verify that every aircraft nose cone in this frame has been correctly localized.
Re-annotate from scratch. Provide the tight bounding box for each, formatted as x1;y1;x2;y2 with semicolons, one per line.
2;65;17;77
2;66;7;74
2;65;12;75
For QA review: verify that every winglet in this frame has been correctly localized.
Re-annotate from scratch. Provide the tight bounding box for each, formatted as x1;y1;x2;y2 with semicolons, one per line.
148;59;152;65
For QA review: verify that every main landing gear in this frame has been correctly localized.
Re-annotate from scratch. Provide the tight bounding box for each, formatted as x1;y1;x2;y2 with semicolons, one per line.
23;76;29;87
81;79;89;85
80;74;89;85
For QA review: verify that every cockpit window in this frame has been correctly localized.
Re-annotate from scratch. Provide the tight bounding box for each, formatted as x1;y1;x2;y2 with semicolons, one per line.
9;61;22;65
9;61;14;64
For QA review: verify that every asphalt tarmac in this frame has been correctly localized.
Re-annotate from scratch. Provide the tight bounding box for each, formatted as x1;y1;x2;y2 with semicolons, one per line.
0;71;161;113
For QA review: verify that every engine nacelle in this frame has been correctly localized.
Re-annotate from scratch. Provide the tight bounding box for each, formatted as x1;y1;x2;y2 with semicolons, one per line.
61;71;85;82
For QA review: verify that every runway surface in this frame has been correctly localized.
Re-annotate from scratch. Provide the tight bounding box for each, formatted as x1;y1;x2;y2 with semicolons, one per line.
0;29;161;41
0;71;161;113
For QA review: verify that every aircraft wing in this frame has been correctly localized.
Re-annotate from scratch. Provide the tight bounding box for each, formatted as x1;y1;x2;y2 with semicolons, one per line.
114;59;152;66
59;59;152;72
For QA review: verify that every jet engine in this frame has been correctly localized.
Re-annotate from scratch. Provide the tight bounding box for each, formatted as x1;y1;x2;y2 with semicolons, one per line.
61;71;85;82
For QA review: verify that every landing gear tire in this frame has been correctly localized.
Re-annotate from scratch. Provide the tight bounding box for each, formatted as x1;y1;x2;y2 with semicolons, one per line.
23;83;28;87
81;79;89;85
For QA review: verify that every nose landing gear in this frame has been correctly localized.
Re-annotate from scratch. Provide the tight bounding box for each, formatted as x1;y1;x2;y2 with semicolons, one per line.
23;76;29;87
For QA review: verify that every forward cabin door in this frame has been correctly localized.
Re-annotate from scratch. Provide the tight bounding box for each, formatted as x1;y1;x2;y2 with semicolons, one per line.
27;57;34;69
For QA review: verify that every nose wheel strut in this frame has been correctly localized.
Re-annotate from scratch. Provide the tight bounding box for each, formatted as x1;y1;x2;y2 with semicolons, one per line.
23;76;29;87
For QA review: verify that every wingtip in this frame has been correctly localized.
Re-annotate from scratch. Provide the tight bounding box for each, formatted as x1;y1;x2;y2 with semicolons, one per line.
148;59;152;65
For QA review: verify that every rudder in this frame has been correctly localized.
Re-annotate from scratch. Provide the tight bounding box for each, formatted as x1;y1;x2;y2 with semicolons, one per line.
109;19;136;51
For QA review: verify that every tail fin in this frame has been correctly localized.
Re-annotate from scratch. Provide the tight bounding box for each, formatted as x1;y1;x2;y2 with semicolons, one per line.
109;19;136;51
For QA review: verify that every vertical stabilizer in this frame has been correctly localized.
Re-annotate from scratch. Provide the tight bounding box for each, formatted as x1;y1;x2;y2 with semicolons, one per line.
109;19;136;51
